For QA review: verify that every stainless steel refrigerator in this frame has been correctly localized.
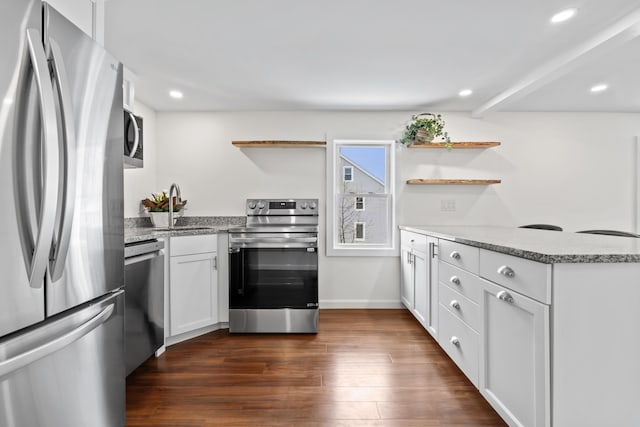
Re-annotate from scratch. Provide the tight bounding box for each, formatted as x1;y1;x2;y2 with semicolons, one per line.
0;1;125;426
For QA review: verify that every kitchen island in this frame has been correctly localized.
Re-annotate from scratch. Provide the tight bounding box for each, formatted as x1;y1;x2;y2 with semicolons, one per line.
399;225;640;427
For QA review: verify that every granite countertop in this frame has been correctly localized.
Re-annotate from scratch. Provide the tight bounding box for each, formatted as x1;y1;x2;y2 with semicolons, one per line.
399;225;640;264
125;216;245;244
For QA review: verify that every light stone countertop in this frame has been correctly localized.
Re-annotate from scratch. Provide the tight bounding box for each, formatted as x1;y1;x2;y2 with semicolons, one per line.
399;225;640;263
125;216;245;244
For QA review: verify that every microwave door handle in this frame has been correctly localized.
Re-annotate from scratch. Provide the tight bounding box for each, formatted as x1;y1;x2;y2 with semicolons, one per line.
47;38;77;281
127;111;139;157
22;29;60;289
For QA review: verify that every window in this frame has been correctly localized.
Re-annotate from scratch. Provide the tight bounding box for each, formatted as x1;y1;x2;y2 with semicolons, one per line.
343;166;353;182
326;139;396;256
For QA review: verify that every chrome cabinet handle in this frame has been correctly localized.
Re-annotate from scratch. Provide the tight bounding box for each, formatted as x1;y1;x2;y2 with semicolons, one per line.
48;37;77;282
497;265;515;277
213;255;218;270
450;276;460;285
497;290;514;304
450;251;461;260
450;300;460;310
450;336;460;347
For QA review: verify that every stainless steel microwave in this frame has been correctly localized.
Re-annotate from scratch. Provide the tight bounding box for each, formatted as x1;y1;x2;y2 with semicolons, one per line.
124;110;143;168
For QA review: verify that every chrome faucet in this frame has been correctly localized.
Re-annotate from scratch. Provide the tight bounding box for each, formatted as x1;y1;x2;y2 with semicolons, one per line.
168;183;182;229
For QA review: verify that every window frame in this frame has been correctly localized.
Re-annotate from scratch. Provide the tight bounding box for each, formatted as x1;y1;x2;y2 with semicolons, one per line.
355;196;365;211
326;138;397;257
354;222;366;241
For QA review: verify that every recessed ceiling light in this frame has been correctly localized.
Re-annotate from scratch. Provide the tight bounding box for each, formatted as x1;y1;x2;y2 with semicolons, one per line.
590;84;608;93
551;8;577;23
169;90;183;99
458;89;473;97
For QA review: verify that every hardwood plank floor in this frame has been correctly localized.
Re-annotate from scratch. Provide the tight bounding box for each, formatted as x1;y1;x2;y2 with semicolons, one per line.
126;309;506;426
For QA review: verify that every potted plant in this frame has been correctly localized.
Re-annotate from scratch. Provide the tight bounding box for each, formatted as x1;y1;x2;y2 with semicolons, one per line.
399;113;452;148
141;192;187;227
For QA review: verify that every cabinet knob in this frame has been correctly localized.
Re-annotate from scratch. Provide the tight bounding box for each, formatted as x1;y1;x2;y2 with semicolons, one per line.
450;300;460;310
450;251;461;260
497;265;515;278
450;336;460;347
496;290;514;304
410;239;415;243
450;276;461;285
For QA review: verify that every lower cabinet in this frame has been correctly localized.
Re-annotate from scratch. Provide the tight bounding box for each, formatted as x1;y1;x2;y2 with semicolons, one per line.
168;234;219;337
479;278;549;427
400;231;438;339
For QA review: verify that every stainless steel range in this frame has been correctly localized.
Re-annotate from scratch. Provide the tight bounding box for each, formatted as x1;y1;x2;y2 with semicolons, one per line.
228;199;319;333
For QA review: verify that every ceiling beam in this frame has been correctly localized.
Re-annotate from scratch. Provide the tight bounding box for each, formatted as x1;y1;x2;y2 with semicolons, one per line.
472;8;640;118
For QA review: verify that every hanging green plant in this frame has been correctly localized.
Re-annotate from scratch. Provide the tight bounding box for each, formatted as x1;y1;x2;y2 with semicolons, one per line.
399;113;452;148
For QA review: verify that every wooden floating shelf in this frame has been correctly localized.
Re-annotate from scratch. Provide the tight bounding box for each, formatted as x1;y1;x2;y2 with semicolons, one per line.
232;140;326;148
409;141;501;149
407;179;502;185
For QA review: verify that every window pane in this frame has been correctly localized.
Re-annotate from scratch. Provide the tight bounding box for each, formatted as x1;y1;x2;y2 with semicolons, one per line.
337;146;387;194
335;194;390;245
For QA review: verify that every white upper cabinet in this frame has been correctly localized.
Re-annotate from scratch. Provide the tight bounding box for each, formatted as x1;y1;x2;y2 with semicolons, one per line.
46;0;93;38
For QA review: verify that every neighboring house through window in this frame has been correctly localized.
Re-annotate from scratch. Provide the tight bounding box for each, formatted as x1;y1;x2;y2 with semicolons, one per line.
326;139;396;257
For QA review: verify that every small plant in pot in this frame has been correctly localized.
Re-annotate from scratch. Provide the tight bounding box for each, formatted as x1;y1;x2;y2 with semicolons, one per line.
141;192;188;227
399;113;452;148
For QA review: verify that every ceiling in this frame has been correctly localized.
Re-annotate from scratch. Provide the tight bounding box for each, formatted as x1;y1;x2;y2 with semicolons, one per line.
104;0;640;114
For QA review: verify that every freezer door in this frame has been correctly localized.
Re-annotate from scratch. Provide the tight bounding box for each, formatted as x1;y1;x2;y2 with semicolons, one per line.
0;290;125;427
0;0;48;337
43;3;125;316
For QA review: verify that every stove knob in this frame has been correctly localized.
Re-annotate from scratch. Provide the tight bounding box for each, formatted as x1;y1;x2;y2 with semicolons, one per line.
300;202;308;209
257;201;266;209
248;201;257;209
309;202;317;210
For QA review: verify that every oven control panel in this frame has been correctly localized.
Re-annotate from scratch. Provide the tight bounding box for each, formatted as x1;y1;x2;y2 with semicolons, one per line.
246;198;318;216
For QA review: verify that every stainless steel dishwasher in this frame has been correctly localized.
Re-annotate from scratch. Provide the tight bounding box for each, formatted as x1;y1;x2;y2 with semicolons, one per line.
124;239;165;375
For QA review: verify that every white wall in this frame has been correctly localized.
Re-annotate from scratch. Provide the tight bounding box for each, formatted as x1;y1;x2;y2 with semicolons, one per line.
123;101;157;217
145;111;639;307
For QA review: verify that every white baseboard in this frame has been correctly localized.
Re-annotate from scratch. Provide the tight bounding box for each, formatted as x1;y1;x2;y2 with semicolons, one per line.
319;299;403;309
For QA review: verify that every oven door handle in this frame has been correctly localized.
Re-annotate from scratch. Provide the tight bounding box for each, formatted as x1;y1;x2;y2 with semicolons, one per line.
230;237;318;244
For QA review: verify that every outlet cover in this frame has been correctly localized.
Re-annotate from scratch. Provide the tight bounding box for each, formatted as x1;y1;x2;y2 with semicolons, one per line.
441;199;457;212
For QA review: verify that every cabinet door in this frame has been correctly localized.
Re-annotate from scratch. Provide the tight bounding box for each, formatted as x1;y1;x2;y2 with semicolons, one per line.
170;252;218;336
46;0;93;37
479;278;550;427
412;249;427;327
400;246;414;309
426;237;439;338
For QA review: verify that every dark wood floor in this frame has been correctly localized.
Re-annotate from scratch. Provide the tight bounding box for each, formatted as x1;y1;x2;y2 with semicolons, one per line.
126;309;506;426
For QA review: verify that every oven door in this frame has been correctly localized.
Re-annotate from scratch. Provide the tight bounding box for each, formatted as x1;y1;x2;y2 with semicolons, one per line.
229;237;318;310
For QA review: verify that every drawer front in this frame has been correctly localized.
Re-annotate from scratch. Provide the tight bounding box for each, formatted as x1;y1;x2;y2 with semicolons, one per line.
400;230;428;254
479;249;551;304
439;282;480;332
170;234;218;257
438;260;481;303
439;239;479;274
438;304;479;388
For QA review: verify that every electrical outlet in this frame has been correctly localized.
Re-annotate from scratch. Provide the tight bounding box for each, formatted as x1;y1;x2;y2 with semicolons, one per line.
441;199;457;212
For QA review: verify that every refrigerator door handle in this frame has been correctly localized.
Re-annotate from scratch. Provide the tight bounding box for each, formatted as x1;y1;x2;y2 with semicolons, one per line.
127;111;140;157
0;303;115;380
47;37;77;281
19;29;60;289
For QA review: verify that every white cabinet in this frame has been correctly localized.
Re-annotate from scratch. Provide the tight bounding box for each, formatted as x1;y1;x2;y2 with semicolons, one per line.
399;230;438;338
47;0;94;38
168;235;218;337
479;278;549;427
